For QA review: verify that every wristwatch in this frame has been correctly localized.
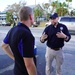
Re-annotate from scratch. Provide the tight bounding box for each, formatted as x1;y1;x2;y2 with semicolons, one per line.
65;36;67;39
65;36;69;40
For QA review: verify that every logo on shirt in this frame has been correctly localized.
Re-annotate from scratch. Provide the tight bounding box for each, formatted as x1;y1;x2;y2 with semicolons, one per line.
60;27;63;31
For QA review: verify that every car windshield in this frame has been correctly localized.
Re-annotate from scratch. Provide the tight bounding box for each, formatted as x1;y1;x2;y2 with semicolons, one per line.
60;17;70;22
60;17;75;22
70;17;75;22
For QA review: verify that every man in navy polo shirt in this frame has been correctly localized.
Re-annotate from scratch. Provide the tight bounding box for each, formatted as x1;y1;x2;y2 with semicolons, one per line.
40;13;71;75
1;6;37;75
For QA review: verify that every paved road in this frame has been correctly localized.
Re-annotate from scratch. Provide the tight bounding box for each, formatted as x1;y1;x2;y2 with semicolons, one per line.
0;26;75;75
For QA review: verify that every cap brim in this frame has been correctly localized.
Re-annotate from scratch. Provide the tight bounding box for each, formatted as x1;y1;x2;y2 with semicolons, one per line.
49;16;56;19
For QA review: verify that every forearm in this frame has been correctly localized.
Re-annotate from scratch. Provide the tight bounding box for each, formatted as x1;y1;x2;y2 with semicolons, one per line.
1;42;14;60
26;63;37;75
24;58;37;75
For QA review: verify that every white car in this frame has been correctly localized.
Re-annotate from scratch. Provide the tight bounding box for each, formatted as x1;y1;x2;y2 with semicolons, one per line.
45;21;51;27
32;21;40;27
59;16;75;31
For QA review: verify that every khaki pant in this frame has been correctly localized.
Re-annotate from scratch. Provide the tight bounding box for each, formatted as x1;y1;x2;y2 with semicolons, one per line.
45;46;63;75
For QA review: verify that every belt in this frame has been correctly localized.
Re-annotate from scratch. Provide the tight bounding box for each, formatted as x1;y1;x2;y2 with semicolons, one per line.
51;48;62;51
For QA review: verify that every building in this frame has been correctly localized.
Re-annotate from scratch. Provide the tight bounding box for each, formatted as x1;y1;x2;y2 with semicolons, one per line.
0;12;6;25
0;12;17;26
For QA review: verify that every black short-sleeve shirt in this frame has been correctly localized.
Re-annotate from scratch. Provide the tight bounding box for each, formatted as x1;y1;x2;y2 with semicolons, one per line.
3;22;35;75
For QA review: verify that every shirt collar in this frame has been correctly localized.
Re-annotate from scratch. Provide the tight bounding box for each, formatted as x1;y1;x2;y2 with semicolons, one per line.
18;22;30;31
52;22;59;28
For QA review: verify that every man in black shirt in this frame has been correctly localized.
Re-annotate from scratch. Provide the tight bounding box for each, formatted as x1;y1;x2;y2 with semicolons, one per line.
1;6;37;75
40;13;71;75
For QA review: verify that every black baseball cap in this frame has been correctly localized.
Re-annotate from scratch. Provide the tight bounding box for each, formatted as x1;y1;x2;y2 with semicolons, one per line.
49;13;58;19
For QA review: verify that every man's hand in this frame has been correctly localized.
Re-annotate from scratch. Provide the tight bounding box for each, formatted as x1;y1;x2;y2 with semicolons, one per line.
56;31;67;39
40;32;48;43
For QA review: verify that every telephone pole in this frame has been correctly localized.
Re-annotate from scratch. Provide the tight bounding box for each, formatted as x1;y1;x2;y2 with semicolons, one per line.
35;0;36;6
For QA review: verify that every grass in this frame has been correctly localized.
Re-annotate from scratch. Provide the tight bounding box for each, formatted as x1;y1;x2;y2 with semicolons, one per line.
38;21;47;27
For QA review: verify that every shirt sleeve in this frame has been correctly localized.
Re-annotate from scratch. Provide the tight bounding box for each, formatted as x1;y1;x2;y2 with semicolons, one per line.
3;32;9;44
43;26;49;34
22;32;34;57
3;28;12;44
64;25;71;42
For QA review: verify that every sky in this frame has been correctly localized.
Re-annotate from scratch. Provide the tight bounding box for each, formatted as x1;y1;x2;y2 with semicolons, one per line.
0;0;75;12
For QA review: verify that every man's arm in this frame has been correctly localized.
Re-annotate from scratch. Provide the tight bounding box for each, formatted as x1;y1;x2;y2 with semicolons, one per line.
1;41;14;60
23;58;37;75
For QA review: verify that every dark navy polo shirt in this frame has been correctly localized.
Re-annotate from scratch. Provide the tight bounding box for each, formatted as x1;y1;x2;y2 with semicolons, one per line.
43;22;71;48
3;23;35;75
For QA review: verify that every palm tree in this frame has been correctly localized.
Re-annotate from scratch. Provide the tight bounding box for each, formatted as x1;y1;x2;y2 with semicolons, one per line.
51;1;68;16
51;1;59;13
66;0;72;15
66;0;72;9
50;1;69;16
66;0;72;3
56;2;68;16
35;0;36;6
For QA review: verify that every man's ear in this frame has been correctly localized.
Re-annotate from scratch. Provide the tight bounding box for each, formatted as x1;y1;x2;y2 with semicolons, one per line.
57;17;59;20
29;14;32;20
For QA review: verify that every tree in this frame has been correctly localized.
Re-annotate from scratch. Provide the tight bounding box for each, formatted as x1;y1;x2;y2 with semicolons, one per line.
56;8;68;16
70;9;75;16
51;1;59;13
66;0;72;3
42;3;50;9
50;1;68;16
6;12;14;24
34;8;43;21
56;2;68;16
42;3;50;19
5;1;26;20
66;0;72;10
49;0;52;5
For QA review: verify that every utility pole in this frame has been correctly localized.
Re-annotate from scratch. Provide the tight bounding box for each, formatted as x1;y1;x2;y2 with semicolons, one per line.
35;0;36;6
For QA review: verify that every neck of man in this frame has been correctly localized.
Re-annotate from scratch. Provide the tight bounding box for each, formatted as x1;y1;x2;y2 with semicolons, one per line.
53;22;58;27
21;20;31;27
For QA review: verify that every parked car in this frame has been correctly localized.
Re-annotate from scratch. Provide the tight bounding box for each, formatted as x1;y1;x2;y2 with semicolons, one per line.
32;21;40;27
45;21;51;27
6;22;11;26
0;21;11;26
59;16;75;31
